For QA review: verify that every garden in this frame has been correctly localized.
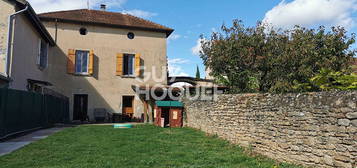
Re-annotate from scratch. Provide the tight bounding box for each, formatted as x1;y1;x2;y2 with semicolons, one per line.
0;125;300;168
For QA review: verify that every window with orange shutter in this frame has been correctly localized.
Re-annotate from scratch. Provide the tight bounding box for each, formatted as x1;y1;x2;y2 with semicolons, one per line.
68;49;94;76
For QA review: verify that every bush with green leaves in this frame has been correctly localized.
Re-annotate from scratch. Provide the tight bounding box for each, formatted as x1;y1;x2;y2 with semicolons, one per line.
293;69;357;92
200;20;356;93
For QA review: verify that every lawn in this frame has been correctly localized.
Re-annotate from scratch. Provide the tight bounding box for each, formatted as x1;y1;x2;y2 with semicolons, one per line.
0;125;300;168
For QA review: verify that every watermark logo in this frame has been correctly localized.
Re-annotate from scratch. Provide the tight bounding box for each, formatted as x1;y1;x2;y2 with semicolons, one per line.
132;66;223;101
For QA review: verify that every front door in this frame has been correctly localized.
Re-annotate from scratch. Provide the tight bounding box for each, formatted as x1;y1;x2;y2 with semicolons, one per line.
73;94;88;121
122;96;134;121
170;108;182;128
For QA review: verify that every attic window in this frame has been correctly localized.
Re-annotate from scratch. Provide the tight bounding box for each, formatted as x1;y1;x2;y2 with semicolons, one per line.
79;28;88;35
127;32;135;39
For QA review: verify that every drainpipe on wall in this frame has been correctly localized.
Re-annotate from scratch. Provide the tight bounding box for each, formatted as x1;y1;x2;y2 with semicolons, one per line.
54;19;58;43
5;5;29;78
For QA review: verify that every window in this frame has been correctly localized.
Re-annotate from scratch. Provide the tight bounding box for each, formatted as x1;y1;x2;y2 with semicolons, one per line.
37;39;48;70
79;28;88;35
75;50;89;74
123;54;135;76
127;32;135;39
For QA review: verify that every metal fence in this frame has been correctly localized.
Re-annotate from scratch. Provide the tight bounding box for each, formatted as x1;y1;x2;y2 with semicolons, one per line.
0;88;69;139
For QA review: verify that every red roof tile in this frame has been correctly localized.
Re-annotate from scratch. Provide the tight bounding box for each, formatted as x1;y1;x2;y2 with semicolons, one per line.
38;9;173;37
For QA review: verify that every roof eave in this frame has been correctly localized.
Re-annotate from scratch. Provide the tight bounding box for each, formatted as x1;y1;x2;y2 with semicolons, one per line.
25;4;56;46
9;1;56;46
40;17;174;38
166;29;174;38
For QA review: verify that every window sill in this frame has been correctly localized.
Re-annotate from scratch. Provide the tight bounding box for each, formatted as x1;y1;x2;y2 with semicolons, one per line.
74;73;91;77
37;65;47;71
121;75;136;78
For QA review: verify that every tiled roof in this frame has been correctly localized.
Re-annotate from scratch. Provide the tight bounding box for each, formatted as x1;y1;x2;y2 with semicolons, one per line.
38;9;174;37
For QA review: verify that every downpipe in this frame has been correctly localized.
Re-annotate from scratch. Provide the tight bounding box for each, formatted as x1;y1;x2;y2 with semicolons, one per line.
5;5;29;78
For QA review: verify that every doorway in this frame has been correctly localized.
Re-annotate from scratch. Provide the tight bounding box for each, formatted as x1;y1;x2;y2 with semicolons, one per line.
122;96;134;121
161;107;170;127
73;94;88;121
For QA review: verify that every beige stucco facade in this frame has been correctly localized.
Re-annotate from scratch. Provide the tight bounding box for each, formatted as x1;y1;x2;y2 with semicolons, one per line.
0;1;170;122
42;21;168;121
0;0;51;90
0;0;16;75
10;14;50;90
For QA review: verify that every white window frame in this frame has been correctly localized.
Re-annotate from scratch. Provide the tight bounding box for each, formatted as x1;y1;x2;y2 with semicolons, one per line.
37;39;48;70
123;53;135;77
74;49;90;75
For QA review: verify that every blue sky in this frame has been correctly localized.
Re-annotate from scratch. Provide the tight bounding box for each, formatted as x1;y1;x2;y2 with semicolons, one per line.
111;0;281;77
29;0;357;78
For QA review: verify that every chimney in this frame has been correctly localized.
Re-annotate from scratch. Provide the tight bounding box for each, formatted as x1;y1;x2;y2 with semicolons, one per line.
100;4;106;11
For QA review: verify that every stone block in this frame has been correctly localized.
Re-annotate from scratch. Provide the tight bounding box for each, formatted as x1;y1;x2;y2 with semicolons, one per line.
323;155;333;166
338;119;350;126
347;101;356;109
351;120;357;127
333;161;352;168
334;154;351;162
346;112;357;119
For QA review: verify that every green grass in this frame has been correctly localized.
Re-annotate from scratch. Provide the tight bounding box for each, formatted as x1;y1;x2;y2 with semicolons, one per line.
0;125;300;168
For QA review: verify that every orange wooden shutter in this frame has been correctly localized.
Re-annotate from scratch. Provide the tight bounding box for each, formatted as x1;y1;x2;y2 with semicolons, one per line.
67;49;75;74
135;53;141;76
88;50;94;75
116;53;123;76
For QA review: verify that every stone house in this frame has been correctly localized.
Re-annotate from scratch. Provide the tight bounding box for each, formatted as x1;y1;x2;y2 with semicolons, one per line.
0;0;174;122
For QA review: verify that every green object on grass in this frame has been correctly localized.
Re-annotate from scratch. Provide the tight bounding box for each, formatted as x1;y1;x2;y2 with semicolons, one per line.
114;124;133;128
155;101;183;107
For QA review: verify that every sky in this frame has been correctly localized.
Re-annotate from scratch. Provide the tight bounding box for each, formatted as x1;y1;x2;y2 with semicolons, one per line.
28;0;357;78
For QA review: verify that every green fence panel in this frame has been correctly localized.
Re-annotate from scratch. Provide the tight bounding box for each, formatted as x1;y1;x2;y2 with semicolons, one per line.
0;88;69;139
0;89;7;137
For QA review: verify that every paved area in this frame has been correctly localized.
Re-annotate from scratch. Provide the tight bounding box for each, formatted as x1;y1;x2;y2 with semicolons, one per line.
0;127;65;156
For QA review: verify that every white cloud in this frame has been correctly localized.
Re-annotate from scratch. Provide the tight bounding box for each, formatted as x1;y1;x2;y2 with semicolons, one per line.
263;0;357;29
28;0;127;13
191;39;206;56
167;34;181;42
171;82;193;87
122;9;157;19
28;0;157;19
168;58;190;76
168;58;189;64
211;27;217;32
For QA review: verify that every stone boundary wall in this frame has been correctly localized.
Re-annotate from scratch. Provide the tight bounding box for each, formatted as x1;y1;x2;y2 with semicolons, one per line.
183;91;356;168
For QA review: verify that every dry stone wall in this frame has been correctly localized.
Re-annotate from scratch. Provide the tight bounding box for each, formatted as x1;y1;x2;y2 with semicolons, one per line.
183;91;357;168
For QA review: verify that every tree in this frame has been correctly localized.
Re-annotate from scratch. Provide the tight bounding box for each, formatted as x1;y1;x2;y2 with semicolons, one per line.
200;20;356;93
195;65;201;79
293;69;357;91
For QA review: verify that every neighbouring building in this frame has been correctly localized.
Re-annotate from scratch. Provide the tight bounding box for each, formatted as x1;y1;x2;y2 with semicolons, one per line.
205;67;214;80
0;0;174;122
38;8;173;122
0;0;55;89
